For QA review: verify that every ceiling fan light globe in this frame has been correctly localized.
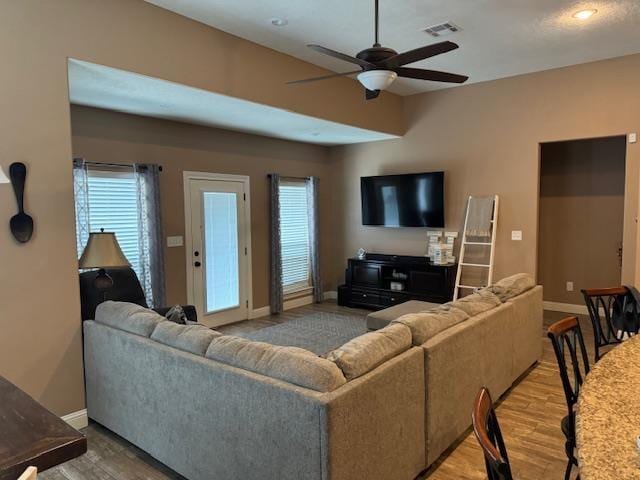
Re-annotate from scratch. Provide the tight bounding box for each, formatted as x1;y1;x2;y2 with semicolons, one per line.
357;70;397;91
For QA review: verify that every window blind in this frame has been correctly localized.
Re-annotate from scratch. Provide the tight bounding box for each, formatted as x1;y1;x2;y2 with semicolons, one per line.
279;181;311;293
78;169;142;276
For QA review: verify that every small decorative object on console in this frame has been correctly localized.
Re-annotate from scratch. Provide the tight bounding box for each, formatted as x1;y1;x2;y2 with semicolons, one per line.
426;231;442;259
444;231;458;264
357;248;366;260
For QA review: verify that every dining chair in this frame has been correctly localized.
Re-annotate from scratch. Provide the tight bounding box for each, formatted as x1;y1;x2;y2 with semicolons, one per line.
18;467;37;480
581;287;639;362
472;387;513;480
548;316;589;480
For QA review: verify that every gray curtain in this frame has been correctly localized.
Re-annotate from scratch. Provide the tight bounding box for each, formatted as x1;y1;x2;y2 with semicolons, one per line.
269;173;283;314
307;176;322;303
72;158;90;258
135;164;166;308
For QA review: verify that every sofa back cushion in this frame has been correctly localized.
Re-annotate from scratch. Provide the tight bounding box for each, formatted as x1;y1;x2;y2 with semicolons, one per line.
95;301;164;337
487;273;536;302
392;306;469;346
151;321;222;356
326;323;412;380
205;336;346;392
447;289;501;316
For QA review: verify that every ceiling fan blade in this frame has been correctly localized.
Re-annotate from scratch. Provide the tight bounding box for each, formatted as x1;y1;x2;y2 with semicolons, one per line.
365;89;380;100
308;44;373;68
287;70;362;85
394;67;468;83
384;41;459;67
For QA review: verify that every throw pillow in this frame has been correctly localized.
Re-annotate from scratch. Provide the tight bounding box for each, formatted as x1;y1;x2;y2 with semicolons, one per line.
165;305;188;324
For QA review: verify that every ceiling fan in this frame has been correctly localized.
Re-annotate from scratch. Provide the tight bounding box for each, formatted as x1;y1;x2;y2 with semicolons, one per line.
287;0;468;100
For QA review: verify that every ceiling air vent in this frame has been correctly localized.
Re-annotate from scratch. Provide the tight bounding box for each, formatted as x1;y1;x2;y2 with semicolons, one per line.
423;22;460;37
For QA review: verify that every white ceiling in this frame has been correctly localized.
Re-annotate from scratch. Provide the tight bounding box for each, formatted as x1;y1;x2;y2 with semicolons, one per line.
67;59;398;146
145;0;640;95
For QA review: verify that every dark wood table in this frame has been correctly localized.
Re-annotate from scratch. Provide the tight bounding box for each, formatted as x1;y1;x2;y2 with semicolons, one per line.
0;376;87;480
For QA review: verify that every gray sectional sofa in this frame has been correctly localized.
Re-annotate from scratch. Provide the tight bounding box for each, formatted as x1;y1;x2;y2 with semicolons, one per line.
83;273;542;480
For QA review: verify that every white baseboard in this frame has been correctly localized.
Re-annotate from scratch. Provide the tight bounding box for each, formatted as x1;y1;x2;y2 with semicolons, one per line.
543;301;589;315
249;294;318;319
323;291;337;300
284;295;313;310
62;409;88;430
249;305;270;319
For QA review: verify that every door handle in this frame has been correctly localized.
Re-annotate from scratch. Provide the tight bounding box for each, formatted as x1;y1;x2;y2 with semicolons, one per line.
194;261;202;267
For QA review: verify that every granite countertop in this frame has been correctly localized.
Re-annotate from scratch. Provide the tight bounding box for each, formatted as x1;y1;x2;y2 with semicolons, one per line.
576;335;640;479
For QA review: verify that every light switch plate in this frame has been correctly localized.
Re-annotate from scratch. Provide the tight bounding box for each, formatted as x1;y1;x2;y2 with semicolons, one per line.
511;230;522;241
630;133;637;144
167;236;184;247
566;281;574;292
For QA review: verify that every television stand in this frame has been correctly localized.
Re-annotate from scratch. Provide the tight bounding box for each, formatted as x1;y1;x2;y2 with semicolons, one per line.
337;253;456;310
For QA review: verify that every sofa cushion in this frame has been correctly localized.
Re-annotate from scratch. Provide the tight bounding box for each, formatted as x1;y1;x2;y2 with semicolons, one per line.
447;289;501;316
392;306;469;346
205;336;346;392
487;273;536;302
366;300;441;331
326;323;412;380
151;321;222;356
95;301;164;337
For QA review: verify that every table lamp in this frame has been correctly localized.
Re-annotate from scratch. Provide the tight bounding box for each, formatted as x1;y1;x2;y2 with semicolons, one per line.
79;229;130;291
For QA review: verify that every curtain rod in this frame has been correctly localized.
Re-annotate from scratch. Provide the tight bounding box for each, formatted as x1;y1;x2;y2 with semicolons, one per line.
73;158;162;172
267;174;311;180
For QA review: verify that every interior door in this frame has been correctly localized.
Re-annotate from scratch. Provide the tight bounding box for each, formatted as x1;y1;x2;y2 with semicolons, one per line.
187;177;249;326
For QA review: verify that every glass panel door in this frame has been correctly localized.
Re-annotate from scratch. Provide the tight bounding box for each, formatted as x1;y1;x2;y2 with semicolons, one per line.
187;177;249;327
203;191;239;313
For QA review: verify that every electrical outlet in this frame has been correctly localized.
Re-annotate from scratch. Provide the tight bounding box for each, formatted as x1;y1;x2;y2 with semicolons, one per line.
566;281;574;292
630;133;637;144
511;230;522;241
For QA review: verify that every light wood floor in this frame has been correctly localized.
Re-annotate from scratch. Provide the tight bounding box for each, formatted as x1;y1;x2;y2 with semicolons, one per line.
42;302;592;480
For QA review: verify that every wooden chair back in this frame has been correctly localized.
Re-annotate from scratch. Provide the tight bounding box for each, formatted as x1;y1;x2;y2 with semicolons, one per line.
18;467;37;480
581;286;639;361
472;387;513;480
547;316;590;418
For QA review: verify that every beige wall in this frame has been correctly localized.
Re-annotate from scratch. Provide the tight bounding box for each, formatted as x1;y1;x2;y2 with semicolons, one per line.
538;137;626;304
70;105;335;309
331;54;640;290
0;0;402;417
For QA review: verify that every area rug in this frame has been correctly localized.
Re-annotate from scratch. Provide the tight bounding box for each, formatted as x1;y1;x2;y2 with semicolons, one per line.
240;311;368;356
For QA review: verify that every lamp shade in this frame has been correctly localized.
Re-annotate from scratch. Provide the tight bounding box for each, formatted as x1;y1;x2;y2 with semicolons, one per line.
79;231;130;269
357;70;398;91
0;166;9;184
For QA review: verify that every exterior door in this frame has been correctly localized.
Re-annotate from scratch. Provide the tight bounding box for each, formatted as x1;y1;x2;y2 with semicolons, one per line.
186;175;250;326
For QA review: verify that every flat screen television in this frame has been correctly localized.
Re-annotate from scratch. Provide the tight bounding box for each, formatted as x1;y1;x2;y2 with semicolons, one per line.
361;172;444;227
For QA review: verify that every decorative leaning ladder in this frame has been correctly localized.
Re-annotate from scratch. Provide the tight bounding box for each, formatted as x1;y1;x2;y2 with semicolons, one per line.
453;195;499;300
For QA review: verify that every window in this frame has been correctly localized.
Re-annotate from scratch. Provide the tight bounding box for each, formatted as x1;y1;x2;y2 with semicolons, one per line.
76;168;142;282
279;180;311;294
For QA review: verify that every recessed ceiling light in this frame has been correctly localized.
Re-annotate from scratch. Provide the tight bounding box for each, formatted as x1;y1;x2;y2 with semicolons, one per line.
270;18;288;27
572;9;597;20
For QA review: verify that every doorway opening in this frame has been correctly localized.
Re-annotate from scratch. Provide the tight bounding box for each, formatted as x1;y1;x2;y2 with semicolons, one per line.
537;135;627;309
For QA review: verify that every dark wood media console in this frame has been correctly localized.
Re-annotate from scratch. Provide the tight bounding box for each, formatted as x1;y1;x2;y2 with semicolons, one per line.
337;253;457;310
